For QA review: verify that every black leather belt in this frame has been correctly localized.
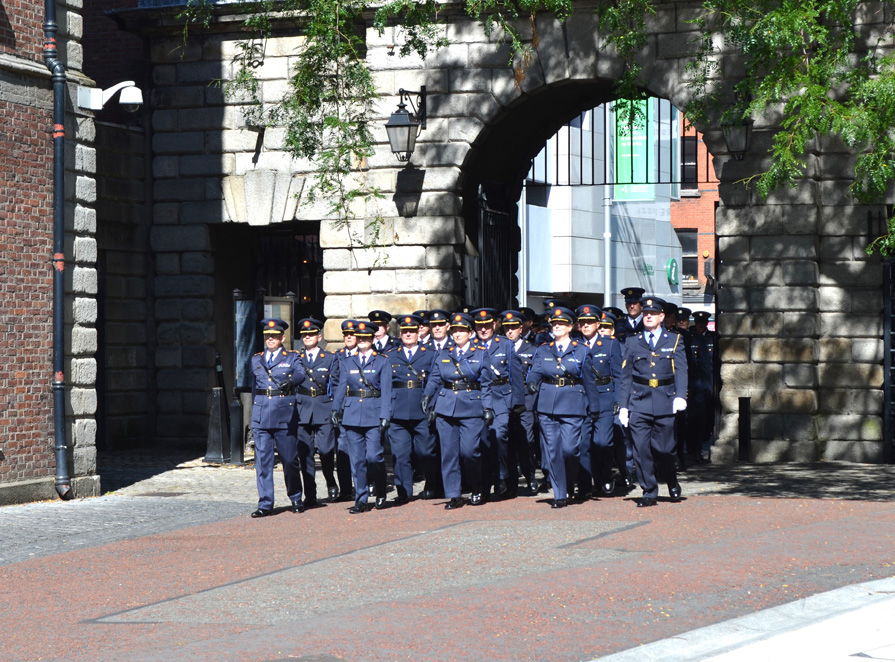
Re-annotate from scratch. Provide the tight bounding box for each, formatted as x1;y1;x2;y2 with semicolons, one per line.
260;388;290;397
633;376;674;387
491;376;509;385
443;381;481;391
393;380;423;389
297;386;326;397
346;388;381;398
543;376;581;387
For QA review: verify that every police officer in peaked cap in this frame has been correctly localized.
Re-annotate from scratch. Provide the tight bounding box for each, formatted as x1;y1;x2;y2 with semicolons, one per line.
617;297;688;507
250;318;308;517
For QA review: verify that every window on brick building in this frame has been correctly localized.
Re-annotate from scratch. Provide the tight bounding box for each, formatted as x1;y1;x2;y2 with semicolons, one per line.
676;229;699;281
682;135;698;190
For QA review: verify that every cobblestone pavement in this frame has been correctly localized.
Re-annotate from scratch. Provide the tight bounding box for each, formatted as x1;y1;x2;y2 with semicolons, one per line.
0;451;894;662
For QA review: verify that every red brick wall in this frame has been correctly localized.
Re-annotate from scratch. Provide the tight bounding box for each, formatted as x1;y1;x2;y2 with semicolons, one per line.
0;97;55;483
670;126;719;285
0;0;44;62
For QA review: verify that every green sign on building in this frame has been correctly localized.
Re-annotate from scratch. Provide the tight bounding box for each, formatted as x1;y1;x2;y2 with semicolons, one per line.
614;99;655;202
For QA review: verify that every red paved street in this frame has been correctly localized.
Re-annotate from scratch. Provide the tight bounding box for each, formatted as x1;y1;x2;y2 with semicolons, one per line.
2;492;894;661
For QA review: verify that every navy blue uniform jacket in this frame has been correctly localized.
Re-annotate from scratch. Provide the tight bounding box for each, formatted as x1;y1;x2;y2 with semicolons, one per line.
332;351;393;426
423;345;494;418
387;345;435;420
251;349;307;429
618;330;688;416
526;341;599;415
297;348;339;425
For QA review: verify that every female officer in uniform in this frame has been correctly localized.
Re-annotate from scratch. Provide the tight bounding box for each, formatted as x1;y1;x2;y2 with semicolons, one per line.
331;321;393;513
421;312;494;510
525;307;599;508
250;318;307;517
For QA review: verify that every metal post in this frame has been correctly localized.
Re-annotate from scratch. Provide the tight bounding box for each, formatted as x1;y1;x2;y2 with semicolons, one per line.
204;387;229;464
738;396;751;462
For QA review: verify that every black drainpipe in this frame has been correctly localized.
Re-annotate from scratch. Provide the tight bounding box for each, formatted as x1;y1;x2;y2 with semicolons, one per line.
43;0;72;499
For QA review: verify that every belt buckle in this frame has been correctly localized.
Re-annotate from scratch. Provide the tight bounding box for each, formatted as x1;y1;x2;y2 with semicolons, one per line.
556;377;567;387
309;387;318;397
406;380;416;389
649;378;659;387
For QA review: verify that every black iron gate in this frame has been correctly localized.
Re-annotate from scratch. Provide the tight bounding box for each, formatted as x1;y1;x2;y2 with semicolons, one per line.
884;258;895;462
463;186;518;309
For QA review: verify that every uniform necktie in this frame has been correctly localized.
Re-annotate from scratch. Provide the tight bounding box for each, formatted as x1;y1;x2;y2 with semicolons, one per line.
406;349;413;361
649;333;656;350
266;352;274;366
361;355;367;368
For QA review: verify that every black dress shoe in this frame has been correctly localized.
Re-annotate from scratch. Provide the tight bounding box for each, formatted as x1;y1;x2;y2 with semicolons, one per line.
328;485;339;501
527;479;541;496
552;498;567;509
348;503;370;514
637;497;658;508
368;484;376;497
304;498;319;509
668;482;682;501
375;496;387;510
623;476;634;490
445;497;464;510
602;479;616;496
419;489;436;500
470;493;484;506
251;508;272;518
497;480;509;498
291;501;306;513
393;495;410;506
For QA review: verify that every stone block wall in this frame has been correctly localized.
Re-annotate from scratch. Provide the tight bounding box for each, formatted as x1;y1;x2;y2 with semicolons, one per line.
94;121;154;449
113;2;894;460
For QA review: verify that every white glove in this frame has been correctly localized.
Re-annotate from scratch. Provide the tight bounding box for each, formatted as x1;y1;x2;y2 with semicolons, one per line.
673;397;687;413
618;407;629;427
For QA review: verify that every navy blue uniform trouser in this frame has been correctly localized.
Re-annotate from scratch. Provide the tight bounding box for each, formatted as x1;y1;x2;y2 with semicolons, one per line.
436;415;484;499
389;417;437;498
629;411;677;499
253;427;302;510
537;413;583;501
344;425;386;505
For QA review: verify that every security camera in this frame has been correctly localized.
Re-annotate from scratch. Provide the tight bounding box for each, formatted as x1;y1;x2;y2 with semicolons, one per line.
118;85;143;113
76;80;145;112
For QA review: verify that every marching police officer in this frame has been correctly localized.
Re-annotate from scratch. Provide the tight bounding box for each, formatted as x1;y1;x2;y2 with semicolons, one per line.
331;321;393;513
577;304;623;497
386;314;438;503
295;317;346;505
472;307;524;500
598;311;634;491
414;310;432;345
426;309;454;352
617;287;645;343
526;306;599;508
618;297;688;507
369;310;399;353
502;310;542;496
421;312;494;510
249;318;307;517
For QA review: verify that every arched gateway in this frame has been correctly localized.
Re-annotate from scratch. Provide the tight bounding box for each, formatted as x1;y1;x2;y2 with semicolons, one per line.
107;1;888;466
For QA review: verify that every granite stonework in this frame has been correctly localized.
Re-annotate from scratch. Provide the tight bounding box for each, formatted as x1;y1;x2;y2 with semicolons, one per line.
104;1;894;462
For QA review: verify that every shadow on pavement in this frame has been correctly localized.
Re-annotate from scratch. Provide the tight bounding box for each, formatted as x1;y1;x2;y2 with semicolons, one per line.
682;461;895;501
97;446;209;493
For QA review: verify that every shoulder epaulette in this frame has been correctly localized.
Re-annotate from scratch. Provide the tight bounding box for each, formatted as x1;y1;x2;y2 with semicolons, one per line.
253;352;262;356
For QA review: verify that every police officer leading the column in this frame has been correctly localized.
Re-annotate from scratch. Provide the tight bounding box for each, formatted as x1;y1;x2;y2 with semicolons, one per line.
617;297;687;507
249;318;307;517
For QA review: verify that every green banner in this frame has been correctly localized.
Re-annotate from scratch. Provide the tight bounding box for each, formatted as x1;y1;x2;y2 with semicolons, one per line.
614;100;655;201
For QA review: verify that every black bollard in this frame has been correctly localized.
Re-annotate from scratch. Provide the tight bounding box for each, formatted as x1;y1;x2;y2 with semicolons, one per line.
205;387;230;464
228;391;245;465
738;396;751;462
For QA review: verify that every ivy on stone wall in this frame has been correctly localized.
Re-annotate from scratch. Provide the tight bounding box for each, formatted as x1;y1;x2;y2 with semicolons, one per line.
180;0;895;255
